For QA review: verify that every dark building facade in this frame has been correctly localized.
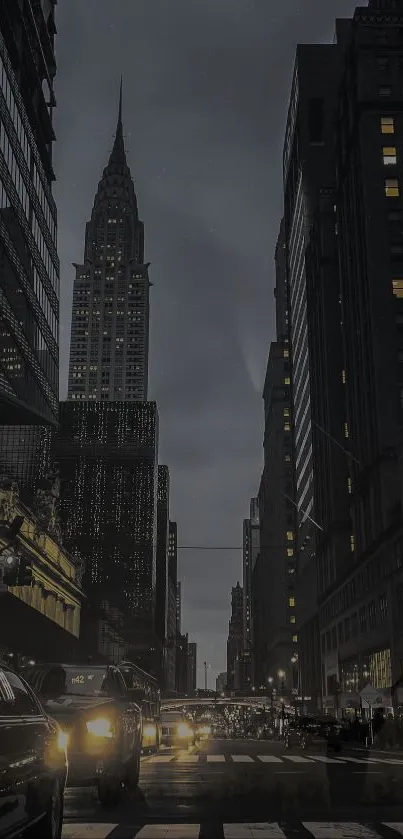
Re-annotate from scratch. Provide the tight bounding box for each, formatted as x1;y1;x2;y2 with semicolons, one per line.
226;582;243;691
317;0;403;712
176;580;182;636
156;465;169;684
187;642;197;695
175;631;188;695
242;497;259;689
67;82;149;404
0;0;59;427
56;400;159;671
253;220;297;693
165;520;178;693
283;44;342;706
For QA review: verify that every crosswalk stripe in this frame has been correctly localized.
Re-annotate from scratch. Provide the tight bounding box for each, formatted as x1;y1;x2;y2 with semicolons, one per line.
309;756;346;764
176;754;199;763
62;825;118;839
302;823;382;838
137;826;200;838
282;755;313;763
231;755;254;762
257;755;283;763
223;823;286;838
207;754;226;762
341;757;373;764
382;824;403;835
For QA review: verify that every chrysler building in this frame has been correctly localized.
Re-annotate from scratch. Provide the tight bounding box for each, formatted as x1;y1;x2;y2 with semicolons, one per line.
68;81;150;402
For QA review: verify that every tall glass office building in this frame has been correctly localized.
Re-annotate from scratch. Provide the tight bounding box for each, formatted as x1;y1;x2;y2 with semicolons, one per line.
0;0;59;426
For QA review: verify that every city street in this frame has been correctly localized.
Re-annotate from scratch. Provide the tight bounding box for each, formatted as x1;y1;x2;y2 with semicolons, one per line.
63;739;403;838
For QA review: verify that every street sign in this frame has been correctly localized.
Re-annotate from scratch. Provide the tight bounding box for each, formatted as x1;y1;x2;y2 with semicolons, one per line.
360;684;383;707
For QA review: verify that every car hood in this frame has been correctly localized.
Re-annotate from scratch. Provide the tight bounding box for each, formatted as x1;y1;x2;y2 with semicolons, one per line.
43;695;114;724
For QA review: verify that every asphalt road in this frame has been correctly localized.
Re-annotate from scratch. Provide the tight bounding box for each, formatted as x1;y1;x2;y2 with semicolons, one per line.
63;738;403;838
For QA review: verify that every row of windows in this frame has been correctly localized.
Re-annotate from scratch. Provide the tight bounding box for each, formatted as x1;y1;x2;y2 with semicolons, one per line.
322;594;388;654
0;49;56;242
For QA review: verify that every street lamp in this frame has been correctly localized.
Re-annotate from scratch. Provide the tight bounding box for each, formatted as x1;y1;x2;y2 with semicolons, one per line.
277;670;286;729
267;676;274;720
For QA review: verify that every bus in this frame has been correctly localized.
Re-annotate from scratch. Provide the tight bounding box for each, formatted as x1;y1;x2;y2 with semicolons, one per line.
118;660;161;753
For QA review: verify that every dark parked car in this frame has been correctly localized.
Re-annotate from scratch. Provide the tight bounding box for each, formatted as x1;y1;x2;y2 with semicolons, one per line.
24;663;142;807
284;715;343;752
0;661;67;839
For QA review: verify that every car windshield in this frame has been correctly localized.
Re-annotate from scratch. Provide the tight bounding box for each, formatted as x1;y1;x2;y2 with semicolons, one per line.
40;667;109;698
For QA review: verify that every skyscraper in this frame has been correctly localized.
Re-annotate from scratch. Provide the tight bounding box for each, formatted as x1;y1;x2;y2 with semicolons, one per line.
226;582;243;691
242;497;259;688
0;1;59;426
57;84;159;668
156;465;170;683
165;521;178;693
187;642;197;695
67;81;149;404
253;220;297;690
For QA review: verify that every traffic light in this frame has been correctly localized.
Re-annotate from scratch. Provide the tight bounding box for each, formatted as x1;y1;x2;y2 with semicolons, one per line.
16;558;32;587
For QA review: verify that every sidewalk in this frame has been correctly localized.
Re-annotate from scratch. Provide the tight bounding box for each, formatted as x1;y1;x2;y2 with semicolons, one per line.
351;744;403;756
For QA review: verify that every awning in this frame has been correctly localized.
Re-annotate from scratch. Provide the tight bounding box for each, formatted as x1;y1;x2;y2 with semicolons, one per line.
0;591;92;663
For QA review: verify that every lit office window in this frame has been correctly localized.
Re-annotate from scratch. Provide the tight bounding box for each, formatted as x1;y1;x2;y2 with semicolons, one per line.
292;635;298;643
286;531;294;542
350;535;355;553
392;279;403;298
289;596;295;607
383;146;397;165
344;422;349;439
290;615;296;624
342;369;347;384
385;178;400;197
381;117;394;134
347;478;352;494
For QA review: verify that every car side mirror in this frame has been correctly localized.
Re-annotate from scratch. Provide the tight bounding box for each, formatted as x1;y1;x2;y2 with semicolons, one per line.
128;688;145;702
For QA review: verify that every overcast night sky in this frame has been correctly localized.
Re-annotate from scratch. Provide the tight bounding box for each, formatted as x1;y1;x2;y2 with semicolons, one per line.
54;0;357;687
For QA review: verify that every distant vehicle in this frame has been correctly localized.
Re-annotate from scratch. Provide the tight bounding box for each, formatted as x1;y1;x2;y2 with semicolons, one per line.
160;710;195;748
24;663;142;807
0;661;67;839
118;660;161;753
284;716;342;752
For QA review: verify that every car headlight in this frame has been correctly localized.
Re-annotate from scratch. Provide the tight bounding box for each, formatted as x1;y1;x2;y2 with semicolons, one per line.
143;724;157;738
57;729;69;752
86;718;114;738
177;723;192;738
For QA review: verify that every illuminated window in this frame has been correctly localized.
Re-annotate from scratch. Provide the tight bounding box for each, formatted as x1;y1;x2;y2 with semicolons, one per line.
284;377;291;385
283;349;289;358
385;178;400;197
344;422;349;439
392;279;403;298
383;146;397;165
286;531;294;542
287;548;294;557
348;477;352;494
342;369;346;384
292;634;298;643
284;423;291;432
289;596;295;607
290;615;296;624
284;408;290;417
350;534;355;553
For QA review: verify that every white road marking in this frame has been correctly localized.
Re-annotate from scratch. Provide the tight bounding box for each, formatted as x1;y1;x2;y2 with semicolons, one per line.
207;753;226;762
62;826;118;839
383;824;403;836
148;754;174;763
309;755;346;764
341;757;374;764
257;755;283;763
176;754;199;763
303;822;382;838
377;758;403;765
137;826;200;838
223;823;286;838
282;755;314;763
231;755;254;762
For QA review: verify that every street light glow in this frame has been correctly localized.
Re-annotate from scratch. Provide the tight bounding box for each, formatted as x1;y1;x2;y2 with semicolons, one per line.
277;669;286;679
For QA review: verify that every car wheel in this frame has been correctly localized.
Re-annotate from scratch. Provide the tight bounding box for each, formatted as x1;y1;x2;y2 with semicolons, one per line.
97;777;123;808
27;778;64;839
126;748;140;792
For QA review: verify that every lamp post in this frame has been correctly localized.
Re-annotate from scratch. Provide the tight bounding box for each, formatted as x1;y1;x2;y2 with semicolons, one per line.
267;676;274;722
278;669;286;733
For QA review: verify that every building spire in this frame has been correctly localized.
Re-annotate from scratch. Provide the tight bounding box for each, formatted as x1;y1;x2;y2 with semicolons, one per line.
109;75;126;165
